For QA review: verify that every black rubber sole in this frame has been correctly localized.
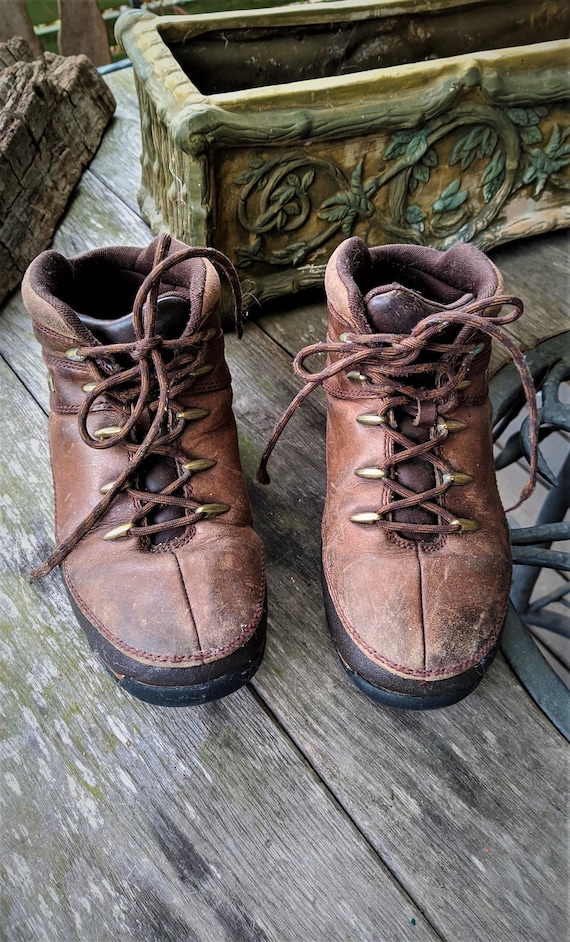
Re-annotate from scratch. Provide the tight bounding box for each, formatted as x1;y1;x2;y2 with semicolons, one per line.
105;646;266;707
66;589;267;706
336;649;484;711
322;570;500;711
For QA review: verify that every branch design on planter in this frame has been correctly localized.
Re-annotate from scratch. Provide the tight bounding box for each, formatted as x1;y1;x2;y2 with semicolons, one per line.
233;104;568;268
234;153;350;268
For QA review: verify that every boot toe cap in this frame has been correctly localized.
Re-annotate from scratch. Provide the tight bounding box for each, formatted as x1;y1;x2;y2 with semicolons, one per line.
63;526;266;696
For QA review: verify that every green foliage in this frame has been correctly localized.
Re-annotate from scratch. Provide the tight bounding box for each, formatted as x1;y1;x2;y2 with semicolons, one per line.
234;157;267;187
272;243;309;266
383;129;428;163
432;178;469;214
318;162;378;236
522;124;570;196
481;149;506;202
404;204;426;232
449;125;498;171
506;106;548;128
506;107;548;148
236;237;262;268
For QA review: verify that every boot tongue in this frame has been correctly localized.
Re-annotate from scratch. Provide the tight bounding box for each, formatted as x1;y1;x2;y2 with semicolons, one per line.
362;284;474;543
79;293;190;345
78;294;192;547
364;284;474;335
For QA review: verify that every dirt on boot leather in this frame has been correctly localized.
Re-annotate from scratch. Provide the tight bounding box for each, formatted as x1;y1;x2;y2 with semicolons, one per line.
258;237;538;710
23;234;266;705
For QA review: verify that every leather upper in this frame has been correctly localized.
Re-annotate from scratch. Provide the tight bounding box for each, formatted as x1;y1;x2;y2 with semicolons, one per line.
23;238;265;670
321;238;511;681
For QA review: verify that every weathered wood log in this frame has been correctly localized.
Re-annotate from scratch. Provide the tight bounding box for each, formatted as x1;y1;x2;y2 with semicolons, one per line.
0;36;115;305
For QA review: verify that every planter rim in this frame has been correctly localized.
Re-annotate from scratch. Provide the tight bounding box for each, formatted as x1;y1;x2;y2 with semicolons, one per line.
116;7;569;154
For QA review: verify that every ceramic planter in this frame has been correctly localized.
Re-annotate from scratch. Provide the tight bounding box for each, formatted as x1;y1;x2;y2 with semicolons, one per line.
117;1;570;308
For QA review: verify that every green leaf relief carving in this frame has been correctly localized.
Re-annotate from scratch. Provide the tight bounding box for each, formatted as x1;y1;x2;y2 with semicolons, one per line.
318;162;377;235
272;243;308;266
481;149;506;202
318;203;349;222
522;125;570;196
405;148;438;195
432;178;469;214
234;168;258;186
449;125;498;172
520;126;543;146
422;148;438;169
405;130;428;163
506;106;548;128
404;204;426;232
383;130;416;161
350;162;364;189
383;129;429;165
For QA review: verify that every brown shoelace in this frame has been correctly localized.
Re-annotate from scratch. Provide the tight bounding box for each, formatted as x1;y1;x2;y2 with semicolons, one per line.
33;235;243;578
257;295;539;535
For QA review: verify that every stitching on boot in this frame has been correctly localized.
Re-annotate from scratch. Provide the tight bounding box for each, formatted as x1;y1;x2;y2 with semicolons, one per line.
63;558;266;664
324;557;507;679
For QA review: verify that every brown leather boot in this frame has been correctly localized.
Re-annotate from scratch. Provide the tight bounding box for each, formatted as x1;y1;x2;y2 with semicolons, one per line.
259;237;536;709
23;235;266;705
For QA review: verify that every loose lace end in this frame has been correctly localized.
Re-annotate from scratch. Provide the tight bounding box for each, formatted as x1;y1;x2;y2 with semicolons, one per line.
256;463;271;486
30;557;57;580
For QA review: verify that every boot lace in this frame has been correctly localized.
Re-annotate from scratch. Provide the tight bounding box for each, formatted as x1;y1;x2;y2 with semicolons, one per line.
33;235;243;578
257;296;539;536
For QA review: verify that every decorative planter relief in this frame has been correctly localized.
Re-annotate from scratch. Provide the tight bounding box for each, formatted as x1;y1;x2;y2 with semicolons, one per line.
117;1;570;309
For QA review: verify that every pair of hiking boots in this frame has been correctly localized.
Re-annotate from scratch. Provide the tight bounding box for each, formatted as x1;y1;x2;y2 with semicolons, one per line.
23;234;536;710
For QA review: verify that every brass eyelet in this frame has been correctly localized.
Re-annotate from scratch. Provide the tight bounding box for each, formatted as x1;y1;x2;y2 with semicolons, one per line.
176;408;209;421
450;517;480;533
442;471;473;486
93;425;122;440
189;364;214;377
82;382;98;393
350;511;381;524
64;347;85;361
347;370;369;383
102;522;133;541
356;413;387;426
457;379;471;390
355;467;387;479
182;458;216;472
436;419;467;434
100;479;131;494
195;502;230;518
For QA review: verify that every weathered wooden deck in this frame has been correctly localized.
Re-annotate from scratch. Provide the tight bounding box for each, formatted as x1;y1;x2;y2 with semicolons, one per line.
1;67;568;941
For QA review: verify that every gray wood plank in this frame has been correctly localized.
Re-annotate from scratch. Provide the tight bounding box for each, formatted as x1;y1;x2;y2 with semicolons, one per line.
90;67;144;214
0;357;438;942
2;62;567;942
223;324;570;942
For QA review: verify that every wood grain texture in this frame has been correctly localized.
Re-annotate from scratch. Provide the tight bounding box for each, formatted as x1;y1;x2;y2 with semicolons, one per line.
0;357;438;941
0;37;115;304
88;66;144;215
1;65;567;942
225;325;569;942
